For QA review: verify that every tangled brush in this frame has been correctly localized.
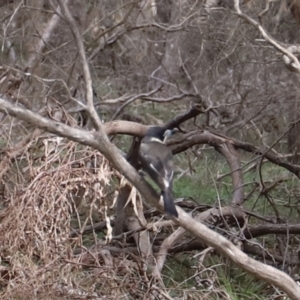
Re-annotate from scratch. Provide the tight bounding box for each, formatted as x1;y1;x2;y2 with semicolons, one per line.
0;138;118;299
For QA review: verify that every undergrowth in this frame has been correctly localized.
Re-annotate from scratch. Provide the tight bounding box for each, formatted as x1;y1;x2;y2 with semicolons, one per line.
0;136;297;299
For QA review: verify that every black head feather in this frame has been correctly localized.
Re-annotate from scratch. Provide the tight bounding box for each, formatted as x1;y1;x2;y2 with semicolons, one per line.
145;126;166;141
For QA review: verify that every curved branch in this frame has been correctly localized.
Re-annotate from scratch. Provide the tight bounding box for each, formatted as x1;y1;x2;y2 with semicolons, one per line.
169;130;300;177
104;120;148;136
166;103;204;129
234;0;300;73
215;142;244;205
152;227;186;278
103;103;204;136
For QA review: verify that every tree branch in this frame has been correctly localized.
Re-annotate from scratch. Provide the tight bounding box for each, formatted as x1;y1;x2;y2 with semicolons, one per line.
58;0;102;131
244;223;300;239
170;130;300;177
234;0;300;73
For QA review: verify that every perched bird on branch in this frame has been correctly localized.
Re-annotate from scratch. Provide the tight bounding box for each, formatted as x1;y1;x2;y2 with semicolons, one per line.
138;126;178;217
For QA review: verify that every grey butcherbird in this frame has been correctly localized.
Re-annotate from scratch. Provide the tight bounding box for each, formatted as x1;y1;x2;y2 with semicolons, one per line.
138;126;178;217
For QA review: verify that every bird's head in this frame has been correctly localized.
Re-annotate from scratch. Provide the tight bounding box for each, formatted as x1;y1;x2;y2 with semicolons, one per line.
145;126;178;143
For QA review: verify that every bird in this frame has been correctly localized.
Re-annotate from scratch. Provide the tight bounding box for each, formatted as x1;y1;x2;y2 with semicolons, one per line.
138;126;178;217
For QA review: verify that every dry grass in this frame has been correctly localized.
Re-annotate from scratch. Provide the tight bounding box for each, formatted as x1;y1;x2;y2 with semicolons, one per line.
0;135;200;300
0;137;123;299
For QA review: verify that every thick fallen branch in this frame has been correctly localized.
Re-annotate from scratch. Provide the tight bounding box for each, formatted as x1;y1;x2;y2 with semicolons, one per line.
244;223;300;239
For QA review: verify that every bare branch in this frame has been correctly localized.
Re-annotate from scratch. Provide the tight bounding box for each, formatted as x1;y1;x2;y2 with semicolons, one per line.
110;85;162;121
57;0;102;131
152;227;186;278
244;223;300;239
234;0;300;73
170;130;300;177
215;142;244;205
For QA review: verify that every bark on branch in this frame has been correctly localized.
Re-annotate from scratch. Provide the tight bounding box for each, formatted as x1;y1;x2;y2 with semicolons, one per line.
170;130;300;177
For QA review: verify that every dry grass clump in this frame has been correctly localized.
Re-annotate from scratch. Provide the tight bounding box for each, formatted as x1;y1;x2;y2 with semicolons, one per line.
0;138;121;299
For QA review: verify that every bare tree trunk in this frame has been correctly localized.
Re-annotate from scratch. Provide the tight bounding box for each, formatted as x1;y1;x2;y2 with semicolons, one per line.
152;1;183;91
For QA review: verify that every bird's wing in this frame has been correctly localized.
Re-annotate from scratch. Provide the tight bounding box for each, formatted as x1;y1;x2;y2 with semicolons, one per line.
161;151;173;185
139;142;173;188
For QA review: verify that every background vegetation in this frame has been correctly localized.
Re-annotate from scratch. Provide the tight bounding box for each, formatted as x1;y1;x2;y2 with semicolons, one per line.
0;0;300;299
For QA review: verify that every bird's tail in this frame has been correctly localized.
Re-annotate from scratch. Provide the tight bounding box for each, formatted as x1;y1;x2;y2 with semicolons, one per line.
162;189;178;217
